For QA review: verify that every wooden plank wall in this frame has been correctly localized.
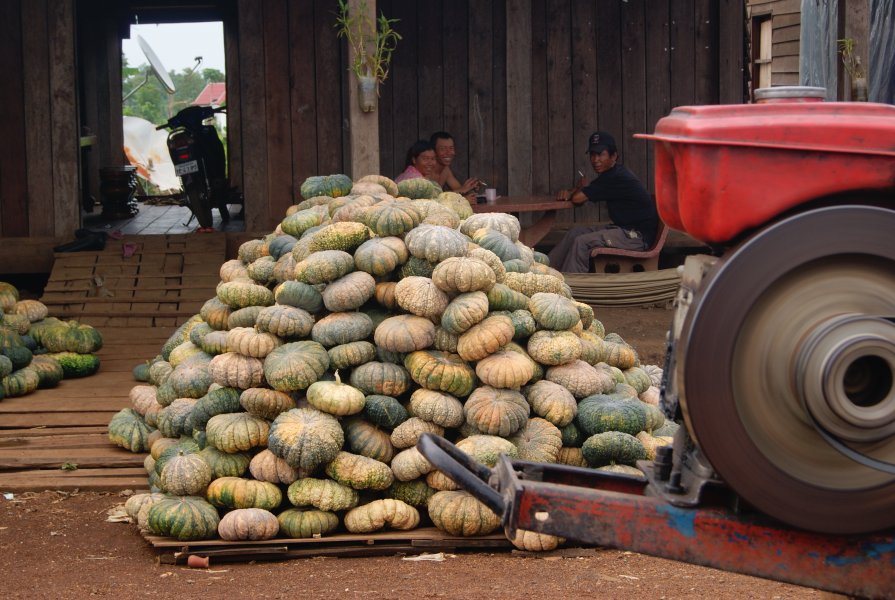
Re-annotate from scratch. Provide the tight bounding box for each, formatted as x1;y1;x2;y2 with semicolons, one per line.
376;0;745;228
747;0;801;86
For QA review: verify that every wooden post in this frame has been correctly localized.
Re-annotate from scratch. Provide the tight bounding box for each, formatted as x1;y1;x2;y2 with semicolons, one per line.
347;0;380;178
506;0;532;196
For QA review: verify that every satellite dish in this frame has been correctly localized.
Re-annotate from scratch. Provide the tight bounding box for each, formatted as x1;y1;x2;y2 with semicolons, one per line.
137;34;176;93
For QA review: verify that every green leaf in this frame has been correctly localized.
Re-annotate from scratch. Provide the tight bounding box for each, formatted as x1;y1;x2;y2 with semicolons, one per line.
61;462;79;471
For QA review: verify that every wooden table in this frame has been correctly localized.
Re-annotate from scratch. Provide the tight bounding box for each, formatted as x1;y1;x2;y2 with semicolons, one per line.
472;195;574;247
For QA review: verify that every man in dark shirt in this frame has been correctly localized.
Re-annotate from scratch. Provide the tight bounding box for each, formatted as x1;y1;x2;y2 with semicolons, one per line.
548;131;658;273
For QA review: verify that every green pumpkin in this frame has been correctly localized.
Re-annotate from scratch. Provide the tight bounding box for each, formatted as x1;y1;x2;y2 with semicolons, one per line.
0;354;13;379
108;408;154;452
286;477;359;512
206;476;283;510
156;398;199;438
206;412;270;453
399;256;438;279
216;281;275;309
325;451;394;491
440;292;489;335
154;439;201;475
41;320;103;354
328;341;377;370
190;386;242;430
396;177;441;200
306;372;366;416
268;408;344;471
428;490;500;536
343;417;396;463
404;350;476;397
273;280;324;313
306;222;372;254
486;283;531;311
42;352;99;378
294;250;356;285
362;395;409;429
2;345;32;370
310;312;374;348
267;234;299;259
365;203;421;236
385;479;437;507
349;361;411;397
528;292;582;331
240;387;297;420
199;298;233;330
353;237;409;277
146;496;220;541
560;421;585;447
281;206;328;237
198;445;251;478
263;340;330;392
0;325;25;349
582;431;648;467
159;450;213;496
300;173;353;199
277;508;340;538
576;394;648;437
623;366;652;395
1;367;39;397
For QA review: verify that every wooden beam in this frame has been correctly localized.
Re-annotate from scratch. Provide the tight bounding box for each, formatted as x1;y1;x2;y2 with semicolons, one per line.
0;0;28;237
237;0;268;231
347;0;381;178
506;0;533;196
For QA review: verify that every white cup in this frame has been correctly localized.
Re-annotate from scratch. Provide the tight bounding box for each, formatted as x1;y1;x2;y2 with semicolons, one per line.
485;188;497;203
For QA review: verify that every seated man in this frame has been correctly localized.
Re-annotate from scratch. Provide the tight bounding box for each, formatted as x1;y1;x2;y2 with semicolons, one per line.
429;131;481;196
548;131;658;273
395;140;438;183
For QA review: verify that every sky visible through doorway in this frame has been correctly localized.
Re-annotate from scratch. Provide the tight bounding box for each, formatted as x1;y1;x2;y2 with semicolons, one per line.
122;22;225;74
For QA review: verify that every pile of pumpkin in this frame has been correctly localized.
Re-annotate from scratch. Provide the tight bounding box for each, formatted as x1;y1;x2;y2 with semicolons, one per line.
111;173;677;551
0;282;103;399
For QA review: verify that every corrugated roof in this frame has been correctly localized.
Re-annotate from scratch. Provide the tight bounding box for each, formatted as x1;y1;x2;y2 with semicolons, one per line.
193;82;226;106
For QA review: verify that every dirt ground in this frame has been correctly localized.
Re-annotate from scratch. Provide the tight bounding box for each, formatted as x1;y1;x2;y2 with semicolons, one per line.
0;306;832;599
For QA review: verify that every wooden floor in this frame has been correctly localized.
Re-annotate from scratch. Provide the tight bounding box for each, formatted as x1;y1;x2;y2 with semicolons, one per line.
0;235;227;491
81;198;244;236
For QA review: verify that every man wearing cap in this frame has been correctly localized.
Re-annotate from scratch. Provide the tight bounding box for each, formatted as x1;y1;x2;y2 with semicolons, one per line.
548;131;658;273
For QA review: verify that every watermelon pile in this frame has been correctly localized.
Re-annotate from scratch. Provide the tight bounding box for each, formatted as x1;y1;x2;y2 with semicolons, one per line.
111;173;675;548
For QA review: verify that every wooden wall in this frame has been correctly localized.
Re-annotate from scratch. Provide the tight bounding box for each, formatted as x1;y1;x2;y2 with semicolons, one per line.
377;0;745;227
747;0;801;88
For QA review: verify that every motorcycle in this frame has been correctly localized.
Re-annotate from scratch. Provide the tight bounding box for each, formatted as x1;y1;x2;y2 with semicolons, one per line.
156;105;230;232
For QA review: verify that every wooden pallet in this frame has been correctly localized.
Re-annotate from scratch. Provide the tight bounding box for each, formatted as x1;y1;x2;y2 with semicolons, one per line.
143;527;512;564
0;236;227;492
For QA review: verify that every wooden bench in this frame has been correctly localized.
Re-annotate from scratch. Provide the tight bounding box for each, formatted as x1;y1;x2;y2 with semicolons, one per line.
589;220;669;273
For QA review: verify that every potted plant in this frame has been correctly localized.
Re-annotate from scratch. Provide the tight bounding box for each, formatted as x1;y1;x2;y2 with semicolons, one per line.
335;0;401;112
838;38;867;101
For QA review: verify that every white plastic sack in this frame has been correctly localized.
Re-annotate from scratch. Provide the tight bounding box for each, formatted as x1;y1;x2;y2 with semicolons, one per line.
123;116;181;192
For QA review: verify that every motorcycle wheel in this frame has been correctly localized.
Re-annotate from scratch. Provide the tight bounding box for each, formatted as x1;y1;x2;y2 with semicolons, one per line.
183;177;213;229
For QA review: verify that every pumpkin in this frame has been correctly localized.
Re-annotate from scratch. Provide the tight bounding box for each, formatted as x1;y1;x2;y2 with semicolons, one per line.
400;256;438;279
191;387;242;430
29;355;64;388
311;312;373;347
325;451;394;490
306;371;365;416
0;354;13;379
281;206;328;237
390;417;445;449
239;387;297;420
263;340;330;391
108;408;154;452
475;349;534;390
440;292;489;335
464;386;530;437
456;315;514;362
356;174;399;195
246;256;276;284
349;361;412;396
527;330;582;366
511;529;565;552
623;366;652;395
146;496;220;541
344;498;419;533
159;451;212;496
218;508;279;541
199;298;233;330
577;394;648;437
636;430;674;460
385;479;437;507
268;233;299;259
486;283;530;311
394;276;450;321
597;463;647;479
404;224;469;263
508;417;563;463
156;398;198;438
293;249;356;284
166;362;213;399
129;384;158;416
268;407;344;470
363;395;409;429
504;271;569;297
460;213;521;242
246;448;302;484
431;257;496;294
390;446;434;481
525;380;577;427
300;173;353;199
556;446;588;467
306;222;372;255
396;177;442;199
208;352;265;389
428;490;501;536
124;492;167;522
582;431;648;467
322;271;377;312
373;281;399;310
435;191;474;219
216;281;275;309
546;360;613;399
277;508;340;538
374;314;436;353
365;202;421;236
328;340;376;370
274;280;324;313
255;305;315;339
226;327;281;359
407;388;464;428
205;412;270;453
238;238;269;263
167;341;208;368
12;299;48;322
206;476;283;510
653;419;680;438
41;321;103;353
593;337;639;369
528;292;581;331
220;258;250;282
199;445;251;478
404;350;476;397
2;365;40;393
471;228;520;262
287;477;359;511
433;327;459;353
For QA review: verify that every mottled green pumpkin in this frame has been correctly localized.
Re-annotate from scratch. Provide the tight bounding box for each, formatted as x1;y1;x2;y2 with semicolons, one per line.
293;250;355;284
216;281;275;309
227;305;264;329
1;367;39;397
300;173;353;199
526;379;577;427
2;344;32;371
528;292;581;331
274;280;324;313
206;412;270;453
508;417;563;463
239;387;297;420
325;451;394;491
396;177;442;199
146;496;220;541
191;386;241;430
263;340;330;392
349;361;411;396
471;228;520;262
527;330;582;366
281;205;328;237
428;490;501;536
166;362;213;399
365;202;421;236
268;408;344;470
547;360;615;399
343;417;395;463
440;291;489;335
431;257;496;294
385;479;437;507
199;298;232;330
41;320;103;353
277;508;340;538
28;355;64;388
108;408;154;452
363;395;409;429
399;256;438;279
503;271;569;298
254;305;314;340
311;312;374;348
306;372;366;416
623;366;652;395
404;224;469;263
353;236;409;276
286;477;359;511
306;221;372;255
198;445;251;478
582;431;648;467
486;283;531;311
157;398;199;438
593;337;639;369
404;350;476;397
328;341;376;370
159;450;213;496
577;394;648;437
206;476;283;510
